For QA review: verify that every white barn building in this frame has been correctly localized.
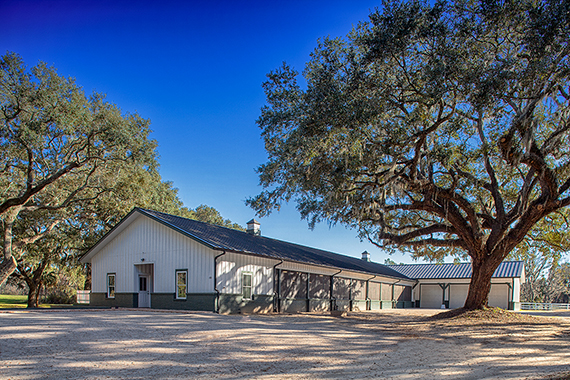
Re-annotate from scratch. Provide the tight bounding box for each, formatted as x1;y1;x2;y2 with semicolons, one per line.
80;208;524;313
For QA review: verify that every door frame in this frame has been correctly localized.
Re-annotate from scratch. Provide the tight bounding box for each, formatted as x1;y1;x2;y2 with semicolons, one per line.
138;274;151;308
134;263;154;308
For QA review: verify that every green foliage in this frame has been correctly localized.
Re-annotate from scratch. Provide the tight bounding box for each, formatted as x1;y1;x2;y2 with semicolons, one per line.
0;52;243;303
0;51;158;285
189;205;245;231
509;212;570;302
42;264;84;304
249;0;570;308
250;0;570;254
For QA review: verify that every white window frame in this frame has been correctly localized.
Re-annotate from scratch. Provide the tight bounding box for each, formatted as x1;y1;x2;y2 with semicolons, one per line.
176;270;188;300
242;272;253;300
107;273;116;299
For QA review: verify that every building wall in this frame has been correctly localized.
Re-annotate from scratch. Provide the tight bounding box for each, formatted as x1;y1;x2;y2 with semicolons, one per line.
91;215;215;295
488;284;509;309
420;284;444;308
216;252;277;296
88;214;416;313
449;284;469;309
152;293;216;311
381;283;393;301
512;277;521;302
309;274;330;312
215;251;415;313
415;278;518;309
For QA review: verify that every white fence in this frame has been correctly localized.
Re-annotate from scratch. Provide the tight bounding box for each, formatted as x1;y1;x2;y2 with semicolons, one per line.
76;290;90;304
520;302;570;310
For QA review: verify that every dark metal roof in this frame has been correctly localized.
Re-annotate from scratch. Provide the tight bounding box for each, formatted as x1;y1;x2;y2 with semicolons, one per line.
386;261;524;279
137;208;410;280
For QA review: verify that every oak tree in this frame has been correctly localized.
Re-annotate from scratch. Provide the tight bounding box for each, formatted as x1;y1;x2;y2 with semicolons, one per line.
9;155;244;307
248;0;570;309
0;52;157;285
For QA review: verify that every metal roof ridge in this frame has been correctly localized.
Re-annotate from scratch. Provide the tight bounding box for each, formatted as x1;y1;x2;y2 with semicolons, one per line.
136;207;247;235
136;208;410;280
139;207;370;261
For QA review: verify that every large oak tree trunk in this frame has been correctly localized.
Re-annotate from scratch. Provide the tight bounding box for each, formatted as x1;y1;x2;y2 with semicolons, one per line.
27;282;41;308
0;256;17;287
0;208;20;286
463;256;501;310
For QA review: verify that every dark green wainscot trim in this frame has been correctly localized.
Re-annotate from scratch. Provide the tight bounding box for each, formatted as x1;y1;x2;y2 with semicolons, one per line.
279;298;307;313
335;299;351;311
218;294;274;314
309;299;329;312
380;300;393;309
151;293;216;311
351;300;367;311
90;292;137;308
395;301;414;308
369;300;381;310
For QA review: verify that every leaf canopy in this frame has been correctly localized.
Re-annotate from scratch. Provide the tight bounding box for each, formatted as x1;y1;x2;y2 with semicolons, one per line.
249;0;570;267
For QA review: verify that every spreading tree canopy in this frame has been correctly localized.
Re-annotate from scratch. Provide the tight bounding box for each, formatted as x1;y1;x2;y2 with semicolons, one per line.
248;0;570;309
1;53;244;297
0;52;158;285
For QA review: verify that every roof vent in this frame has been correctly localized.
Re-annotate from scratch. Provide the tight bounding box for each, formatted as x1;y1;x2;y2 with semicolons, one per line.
361;251;370;262
246;219;261;236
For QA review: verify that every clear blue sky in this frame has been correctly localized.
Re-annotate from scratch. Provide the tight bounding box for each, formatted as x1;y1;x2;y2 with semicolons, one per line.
1;0;420;264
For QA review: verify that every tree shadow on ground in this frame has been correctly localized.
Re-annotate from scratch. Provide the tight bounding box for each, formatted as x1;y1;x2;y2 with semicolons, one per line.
0;309;569;379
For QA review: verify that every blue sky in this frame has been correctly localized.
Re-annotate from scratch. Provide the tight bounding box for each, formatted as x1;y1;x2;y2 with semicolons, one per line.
1;0;420;264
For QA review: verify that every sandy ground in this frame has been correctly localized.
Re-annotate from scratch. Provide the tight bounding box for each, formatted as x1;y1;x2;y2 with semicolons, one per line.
0;308;569;380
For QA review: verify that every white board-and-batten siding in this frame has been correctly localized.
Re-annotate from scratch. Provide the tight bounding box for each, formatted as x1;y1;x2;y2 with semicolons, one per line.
91;215;215;294
217;252;277;296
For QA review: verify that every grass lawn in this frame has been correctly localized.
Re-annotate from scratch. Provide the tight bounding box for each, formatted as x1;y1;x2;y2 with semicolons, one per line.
0;294;27;308
0;294;77;308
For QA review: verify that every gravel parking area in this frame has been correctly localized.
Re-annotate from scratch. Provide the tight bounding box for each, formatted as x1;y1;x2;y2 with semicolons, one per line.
0;308;569;379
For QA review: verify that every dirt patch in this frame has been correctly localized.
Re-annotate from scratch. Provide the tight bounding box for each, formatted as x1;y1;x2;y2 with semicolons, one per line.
0;308;569;379
427;307;541;323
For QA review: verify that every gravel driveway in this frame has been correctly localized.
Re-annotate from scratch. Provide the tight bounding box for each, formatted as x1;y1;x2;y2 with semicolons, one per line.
0;308;569;379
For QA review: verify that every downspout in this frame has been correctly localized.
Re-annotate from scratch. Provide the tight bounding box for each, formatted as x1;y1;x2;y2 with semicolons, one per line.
273;260;284;313
214;251;226;314
306;272;310;312
330;269;342;311
366;275;377;311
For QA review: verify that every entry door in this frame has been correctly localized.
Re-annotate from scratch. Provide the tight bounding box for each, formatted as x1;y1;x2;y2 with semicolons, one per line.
138;275;151;308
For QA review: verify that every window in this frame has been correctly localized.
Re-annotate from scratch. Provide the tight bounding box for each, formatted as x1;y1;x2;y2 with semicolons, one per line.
139;276;147;292
176;270;187;300
242;272;252;300
107;274;115;299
